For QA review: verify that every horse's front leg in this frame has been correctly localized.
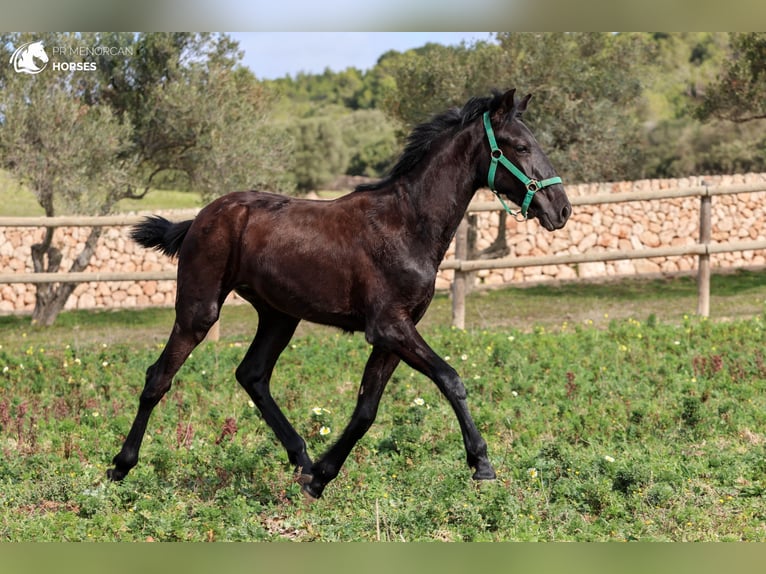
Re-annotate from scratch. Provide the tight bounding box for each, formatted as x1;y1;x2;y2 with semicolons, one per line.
301;347;400;499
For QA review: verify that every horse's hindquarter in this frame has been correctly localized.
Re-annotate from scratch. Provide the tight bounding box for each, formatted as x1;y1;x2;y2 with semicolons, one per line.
228;191;437;328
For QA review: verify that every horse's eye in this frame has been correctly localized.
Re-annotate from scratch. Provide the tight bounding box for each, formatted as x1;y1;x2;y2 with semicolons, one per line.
514;145;529;153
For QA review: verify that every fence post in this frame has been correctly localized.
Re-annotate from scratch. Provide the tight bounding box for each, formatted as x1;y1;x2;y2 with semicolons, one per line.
451;217;469;329
697;187;712;317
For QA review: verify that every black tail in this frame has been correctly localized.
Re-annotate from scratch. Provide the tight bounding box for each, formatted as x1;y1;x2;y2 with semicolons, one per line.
130;215;194;258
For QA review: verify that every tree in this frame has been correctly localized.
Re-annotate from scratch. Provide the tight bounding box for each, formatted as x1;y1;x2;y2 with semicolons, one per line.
286;116;349;191
0;32;292;325
339;109;398;177
382;33;654;183
378;41;501;133
638;32;766;178
265;65;393;114
696;33;766;123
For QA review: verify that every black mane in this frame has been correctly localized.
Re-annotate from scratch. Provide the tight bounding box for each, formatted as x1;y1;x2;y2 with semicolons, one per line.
355;92;504;192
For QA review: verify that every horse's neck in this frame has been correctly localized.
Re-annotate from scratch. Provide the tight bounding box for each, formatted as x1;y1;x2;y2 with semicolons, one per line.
407;135;480;259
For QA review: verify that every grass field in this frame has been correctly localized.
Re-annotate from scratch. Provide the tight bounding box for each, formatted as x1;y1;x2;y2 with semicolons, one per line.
1;276;765;541
0;170;203;216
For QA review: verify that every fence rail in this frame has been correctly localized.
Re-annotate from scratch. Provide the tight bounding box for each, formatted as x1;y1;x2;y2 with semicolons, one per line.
0;209;199;228
0;270;177;284
1;184;765;328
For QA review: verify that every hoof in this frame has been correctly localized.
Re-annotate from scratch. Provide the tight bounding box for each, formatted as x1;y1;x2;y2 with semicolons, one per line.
106;467;126;482
301;487;319;503
296;473;322;501
472;465;497;481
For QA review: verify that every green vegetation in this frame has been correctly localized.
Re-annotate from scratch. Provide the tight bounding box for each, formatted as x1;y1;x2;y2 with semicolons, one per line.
5;32;762;200
696;32;766;125
268;32;766;182
0;170;43;217
1;275;765;541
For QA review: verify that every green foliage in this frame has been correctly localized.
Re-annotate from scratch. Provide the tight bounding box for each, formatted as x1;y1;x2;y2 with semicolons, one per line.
0;38;133;216
643;32;766;178
339;110;398;177
645;32;728;121
378;41;502;128
280;108;397;190
696;33;766;124
496;33;653;183
285;116;349;191
1;311;765;541
265;66;395;112
381;33;654;183
641;118;766;177
0;33;292;212
267;32;766;184
266;67;400;186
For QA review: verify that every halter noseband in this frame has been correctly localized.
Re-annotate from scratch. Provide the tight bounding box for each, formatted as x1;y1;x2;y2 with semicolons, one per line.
482;111;562;220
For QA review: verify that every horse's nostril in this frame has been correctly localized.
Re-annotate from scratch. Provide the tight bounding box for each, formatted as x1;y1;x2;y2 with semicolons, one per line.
560;203;571;221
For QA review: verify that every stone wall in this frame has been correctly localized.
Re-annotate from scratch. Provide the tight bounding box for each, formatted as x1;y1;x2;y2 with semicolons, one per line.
1;217;180;313
2;173;765;314
435;172;766;289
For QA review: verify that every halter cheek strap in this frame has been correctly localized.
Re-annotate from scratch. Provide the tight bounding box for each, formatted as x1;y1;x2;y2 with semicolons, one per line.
482;112;562;220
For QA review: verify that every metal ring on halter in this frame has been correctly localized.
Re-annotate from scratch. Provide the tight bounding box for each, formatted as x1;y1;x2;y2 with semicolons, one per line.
511;211;528;223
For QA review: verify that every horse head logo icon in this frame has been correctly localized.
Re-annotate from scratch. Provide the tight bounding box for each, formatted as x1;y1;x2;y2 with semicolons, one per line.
10;41;49;75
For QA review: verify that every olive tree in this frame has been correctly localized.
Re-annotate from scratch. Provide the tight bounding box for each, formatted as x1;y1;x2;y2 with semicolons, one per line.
0;32;292;325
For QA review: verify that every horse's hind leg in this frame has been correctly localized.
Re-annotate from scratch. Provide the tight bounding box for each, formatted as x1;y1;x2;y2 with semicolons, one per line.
235;308;311;474
301;347;400;499
108;298;221;482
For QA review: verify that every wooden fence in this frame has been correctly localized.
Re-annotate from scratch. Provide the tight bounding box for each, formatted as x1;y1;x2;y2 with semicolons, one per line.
1;183;766;329
0;211;198;285
447;182;766;327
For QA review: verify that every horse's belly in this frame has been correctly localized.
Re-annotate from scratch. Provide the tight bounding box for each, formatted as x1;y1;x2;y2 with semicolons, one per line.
235;257;365;328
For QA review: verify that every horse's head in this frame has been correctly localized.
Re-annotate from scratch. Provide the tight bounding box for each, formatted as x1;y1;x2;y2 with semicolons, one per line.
481;89;571;231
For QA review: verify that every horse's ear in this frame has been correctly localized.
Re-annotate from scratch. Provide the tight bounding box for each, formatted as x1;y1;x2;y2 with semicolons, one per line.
491;88;516;118
516;93;532;114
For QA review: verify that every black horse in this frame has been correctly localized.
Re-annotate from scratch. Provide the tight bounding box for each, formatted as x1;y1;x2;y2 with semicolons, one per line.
108;88;571;499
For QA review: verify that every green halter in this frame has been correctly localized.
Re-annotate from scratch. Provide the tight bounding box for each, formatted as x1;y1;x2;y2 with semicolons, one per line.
482;111;563;220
